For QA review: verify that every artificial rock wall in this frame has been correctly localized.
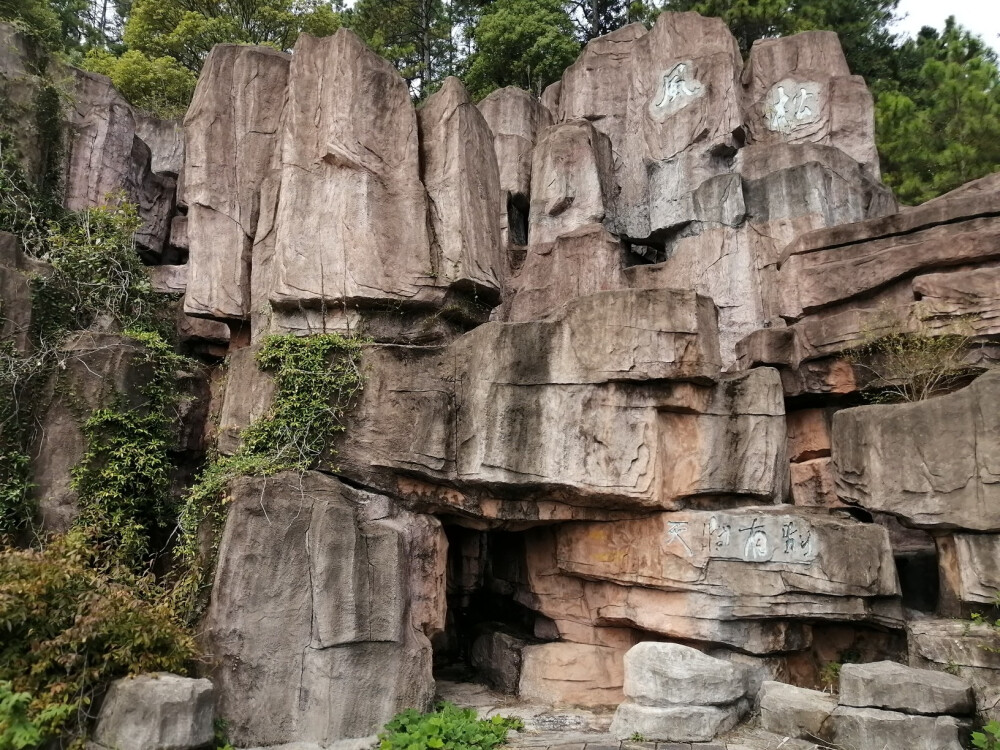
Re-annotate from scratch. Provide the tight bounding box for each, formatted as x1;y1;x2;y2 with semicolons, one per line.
3;11;1000;748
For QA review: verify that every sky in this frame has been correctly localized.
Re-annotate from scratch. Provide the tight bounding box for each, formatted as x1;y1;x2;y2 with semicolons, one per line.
893;0;1000;53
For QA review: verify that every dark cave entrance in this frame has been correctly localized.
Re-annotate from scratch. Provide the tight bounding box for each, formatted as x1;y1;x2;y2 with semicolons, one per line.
433;523;548;693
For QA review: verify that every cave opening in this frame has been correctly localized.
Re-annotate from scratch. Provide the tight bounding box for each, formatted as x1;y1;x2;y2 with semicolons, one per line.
433;523;550;694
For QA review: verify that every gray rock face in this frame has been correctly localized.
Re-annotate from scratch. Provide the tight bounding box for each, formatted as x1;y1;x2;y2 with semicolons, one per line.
828;706;969;750
623;642;752;707
758;681;836;740
907;618;1000;694
832;371;1000;530
93;673;214;750
839;661;974;716
203;471;446;746
134;113;184;176
937;534;1000;614
182;44;289;321
610;701;745;743
470;627;528;694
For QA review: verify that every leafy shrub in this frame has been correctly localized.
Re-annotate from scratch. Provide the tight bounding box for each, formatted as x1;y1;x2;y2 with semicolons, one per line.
974;721;1000;750
0;532;197;745
378;702;523;750
82;50;197;119
845;318;980;403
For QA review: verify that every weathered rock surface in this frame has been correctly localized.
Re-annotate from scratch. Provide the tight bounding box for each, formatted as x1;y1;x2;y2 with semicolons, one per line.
519;642;627;707
610;701;745;742
828;706;968;750
622;643;752;707
0;232;49;352
470;627;528;694
742;32;878;174
183;44;289;320
419;77;503;295
832;371;1000;530
838;661;974;716
907;618;1000;693
31;333;159;531
203;471;446;746
555;508;899;599
757;681;835;740
134;113;184;176
937;533;1000;614
92;673;214;750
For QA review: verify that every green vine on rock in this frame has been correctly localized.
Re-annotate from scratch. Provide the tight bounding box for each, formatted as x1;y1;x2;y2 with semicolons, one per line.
172;333;366;618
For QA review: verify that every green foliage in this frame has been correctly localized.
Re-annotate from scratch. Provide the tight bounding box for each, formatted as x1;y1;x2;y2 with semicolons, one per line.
818;661;841;690
31;198;158;339
378;703;523;750
0;0;63;53
628;731;647;742
973;721;1000;750
0;134;62;258
71;330;189;570
173;333;365;619
464;0;580;98
875;18;1000;204
0;532;197;745
81;49;196;118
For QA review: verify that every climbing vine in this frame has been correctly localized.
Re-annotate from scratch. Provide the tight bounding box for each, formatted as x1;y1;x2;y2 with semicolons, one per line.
172;332;366;619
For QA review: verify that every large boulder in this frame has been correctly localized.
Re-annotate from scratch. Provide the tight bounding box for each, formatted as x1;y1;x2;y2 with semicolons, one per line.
838;661;974;716
828;706;969;750
907;618;1000;694
937;533;1000;614
622;642;752;707
202;471;446;746
92;673;214;750
832;372;1000;530
182;44;289;321
758;681;836;740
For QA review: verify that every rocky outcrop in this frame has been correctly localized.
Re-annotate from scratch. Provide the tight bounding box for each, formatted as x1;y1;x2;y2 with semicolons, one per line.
610;643;752;742
832;371;1000;530
92;673;214;750
203;471;446;746
183;44;289;321
838;661;974;716
0;232;49;352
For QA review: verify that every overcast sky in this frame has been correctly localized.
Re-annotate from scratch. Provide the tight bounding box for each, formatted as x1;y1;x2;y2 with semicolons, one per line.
893;0;1000;52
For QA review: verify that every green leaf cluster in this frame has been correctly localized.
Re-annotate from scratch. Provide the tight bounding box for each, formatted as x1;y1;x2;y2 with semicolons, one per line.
378;703;524;750
172;332;365;619
974;721;1000;750
0;533;197;746
82;49;196;118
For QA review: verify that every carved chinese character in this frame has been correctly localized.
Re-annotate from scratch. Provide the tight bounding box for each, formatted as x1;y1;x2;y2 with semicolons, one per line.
665;521;694;556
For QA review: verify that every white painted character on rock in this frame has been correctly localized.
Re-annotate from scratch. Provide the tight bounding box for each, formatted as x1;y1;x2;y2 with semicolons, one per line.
665;521;693;556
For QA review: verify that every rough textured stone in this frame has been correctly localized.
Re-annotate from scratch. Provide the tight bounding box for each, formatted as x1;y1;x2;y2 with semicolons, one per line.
148;264;187;294
183;44;289;320
555;509;899;600
828;706;968;750
93;673;214;750
742;32;878;175
609;702;745;743
907;618;1000;693
832;371;1000;530
838;661;974;716
757;681;835;741
937;534;1000;613
470;626;528;694
64;69;175;257
418;77;503;295
478;86;550;202
134;113;184;176
519;642;626;707
786;409;830;462
203;471;446;746
622;643;752;707
32;334;158;531
789;458;842;508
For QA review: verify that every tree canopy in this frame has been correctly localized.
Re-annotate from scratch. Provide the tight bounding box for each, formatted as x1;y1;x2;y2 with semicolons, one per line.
2;0;999;203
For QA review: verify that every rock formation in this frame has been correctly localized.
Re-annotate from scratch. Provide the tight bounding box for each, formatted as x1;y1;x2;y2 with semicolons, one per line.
3;12;1000;749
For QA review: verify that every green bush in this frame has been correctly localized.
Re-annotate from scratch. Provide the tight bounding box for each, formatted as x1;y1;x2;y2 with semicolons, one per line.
0;533;197;745
378;702;523;750
81;50;196;119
